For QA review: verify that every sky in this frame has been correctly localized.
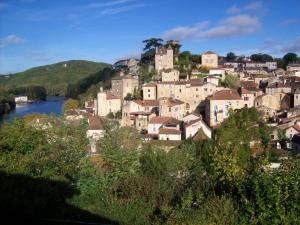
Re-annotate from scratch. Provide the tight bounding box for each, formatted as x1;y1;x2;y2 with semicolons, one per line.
0;0;300;74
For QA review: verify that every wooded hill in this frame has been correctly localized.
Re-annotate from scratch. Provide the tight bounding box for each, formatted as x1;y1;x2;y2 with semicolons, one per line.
0;60;110;96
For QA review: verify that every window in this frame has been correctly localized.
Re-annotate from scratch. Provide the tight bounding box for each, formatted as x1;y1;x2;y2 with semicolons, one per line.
179;89;181;93
297;95;298;99
204;88;207;91
196;88;198;91
148;89;150;92
196;95;199;98
148;94;150;98
244;97;249;101
169;107;171;112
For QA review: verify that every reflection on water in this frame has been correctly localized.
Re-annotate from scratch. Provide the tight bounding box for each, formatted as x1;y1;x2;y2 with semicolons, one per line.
0;96;65;125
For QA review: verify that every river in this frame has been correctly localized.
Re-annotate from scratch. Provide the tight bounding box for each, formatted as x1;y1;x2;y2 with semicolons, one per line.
0;96;65;125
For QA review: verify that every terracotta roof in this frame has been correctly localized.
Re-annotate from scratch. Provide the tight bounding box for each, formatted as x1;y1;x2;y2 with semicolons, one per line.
202;51;216;55
184;118;202;128
267;82;291;88
160;98;185;107
159;128;181;135
240;87;254;94
133;100;159;107
130;111;151;115
88;116;103;130
158;79;206;87
292;124;300;133
209;89;242;100
106;91;119;100
240;80;257;89
149;116;181;125
143;83;157;87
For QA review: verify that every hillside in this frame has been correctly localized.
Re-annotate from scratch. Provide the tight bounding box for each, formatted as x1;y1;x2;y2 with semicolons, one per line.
0;60;111;96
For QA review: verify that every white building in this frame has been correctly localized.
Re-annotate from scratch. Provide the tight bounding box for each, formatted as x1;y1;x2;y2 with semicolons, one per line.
15;96;28;103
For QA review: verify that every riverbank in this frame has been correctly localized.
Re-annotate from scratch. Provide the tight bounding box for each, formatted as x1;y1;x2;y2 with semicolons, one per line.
0;96;65;125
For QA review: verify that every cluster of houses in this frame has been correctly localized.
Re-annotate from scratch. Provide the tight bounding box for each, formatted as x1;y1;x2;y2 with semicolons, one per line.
67;41;300;153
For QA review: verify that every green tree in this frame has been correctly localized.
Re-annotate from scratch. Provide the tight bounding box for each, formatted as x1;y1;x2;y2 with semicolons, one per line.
62;98;79;113
283;52;298;68
221;74;240;88
226;52;237;61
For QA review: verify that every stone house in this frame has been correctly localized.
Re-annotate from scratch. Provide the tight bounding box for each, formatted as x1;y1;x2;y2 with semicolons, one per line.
86;115;105;154
155;46;173;72
121;99;158;130
143;83;157;100
147;116;182;141
159;98;186;120
201;51;218;68
205;89;244;127
161;69;180;82
111;74;139;100
96;88;121;117
156;79;219;112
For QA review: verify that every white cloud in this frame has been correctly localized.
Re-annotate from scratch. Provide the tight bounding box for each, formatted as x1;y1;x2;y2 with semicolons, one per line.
226;1;266;15
0;34;26;48
100;4;145;15
226;5;241;14
162;14;260;41
279;18;299;26
87;0;136;8
245;1;263;11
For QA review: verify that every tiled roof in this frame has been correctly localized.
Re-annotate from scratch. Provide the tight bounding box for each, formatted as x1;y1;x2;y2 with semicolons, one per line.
106;91;119;100
159;128;181;135
267;82;291;88
130;111;151;115
143;83;157;87
158;79;206;87
292;124;300;133
149;116;181;125
209;89;242;100
160;98;185;107
202;51;216;55
88;116;103;130
184;118;202;128
133;100;159;107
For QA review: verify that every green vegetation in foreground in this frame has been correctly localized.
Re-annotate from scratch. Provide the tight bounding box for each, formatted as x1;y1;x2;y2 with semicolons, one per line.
0;108;300;225
0;60;110;96
0;87;15;115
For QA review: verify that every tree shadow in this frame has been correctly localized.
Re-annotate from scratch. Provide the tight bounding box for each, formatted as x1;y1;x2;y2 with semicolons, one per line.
0;171;118;225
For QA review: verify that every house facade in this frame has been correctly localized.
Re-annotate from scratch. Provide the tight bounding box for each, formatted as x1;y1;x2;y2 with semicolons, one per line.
205;90;244;127
155;46;173;72
201;51;218;68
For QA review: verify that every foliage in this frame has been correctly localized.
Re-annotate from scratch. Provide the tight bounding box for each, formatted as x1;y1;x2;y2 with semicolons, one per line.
226;52;237;61
62;98;79;113
250;53;273;62
0;88;15;115
0;60;110;96
283;52;298;68
11;85;47;101
1;109;300;225
66;67;115;98
141;38;163;64
221;74;240;88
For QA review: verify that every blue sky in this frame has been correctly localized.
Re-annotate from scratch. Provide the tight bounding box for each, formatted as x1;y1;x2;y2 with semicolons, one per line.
0;0;300;74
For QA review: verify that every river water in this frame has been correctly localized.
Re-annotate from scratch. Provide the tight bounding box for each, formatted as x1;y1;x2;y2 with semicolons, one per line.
0;96;65;125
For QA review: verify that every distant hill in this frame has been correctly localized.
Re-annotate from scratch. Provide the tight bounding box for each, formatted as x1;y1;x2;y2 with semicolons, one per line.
0;60;111;96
